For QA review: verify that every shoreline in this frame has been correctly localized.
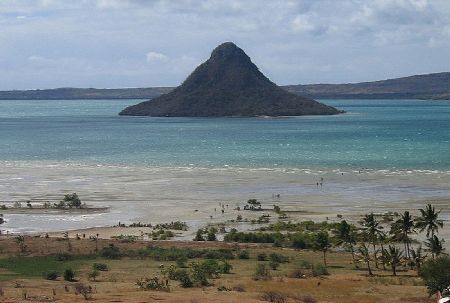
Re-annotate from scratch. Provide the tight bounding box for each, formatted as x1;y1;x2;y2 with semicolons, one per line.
0;206;109;214
1;161;449;246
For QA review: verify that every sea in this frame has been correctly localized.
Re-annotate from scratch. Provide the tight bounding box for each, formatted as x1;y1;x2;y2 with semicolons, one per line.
1;99;450;235
0;99;449;170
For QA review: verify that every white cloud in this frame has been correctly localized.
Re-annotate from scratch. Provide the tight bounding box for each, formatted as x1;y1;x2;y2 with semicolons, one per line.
146;51;169;63
96;0;131;9
291;14;315;33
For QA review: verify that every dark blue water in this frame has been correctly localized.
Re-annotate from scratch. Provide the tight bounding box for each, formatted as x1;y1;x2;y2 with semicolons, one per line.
1;99;450;170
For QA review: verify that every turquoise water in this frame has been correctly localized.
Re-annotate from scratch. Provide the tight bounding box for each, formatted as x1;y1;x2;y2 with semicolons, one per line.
1;99;450;170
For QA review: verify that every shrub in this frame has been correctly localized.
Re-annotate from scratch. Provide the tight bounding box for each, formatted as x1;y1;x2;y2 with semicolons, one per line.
302;295;317;303
238;250;250;259
254;264;271;281
44;270;59;280
193;229;205;241
273;238;284;247
93;263;109;271
63;193;82;209
288;268;307;279
419;256;450;296
55;253;73;261
168;267;190;282
74;283;93;300
269;253;289;263
176;269;193;288
312;263;329;277
63;268;75;281
88;270;99;281
100;244;122;259
261;291;286;303
291;233;315;249
206;230;217;241
136;277;169;291
199;259;221;278
176;256;188;268
232;284;246;292
219;260;233;274
204;249;234;260
257;252;268;261
190;263;210;286
269;260;280;270
299;260;312;269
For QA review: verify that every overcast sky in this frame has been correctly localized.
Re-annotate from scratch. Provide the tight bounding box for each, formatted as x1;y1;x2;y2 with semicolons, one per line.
1;0;450;90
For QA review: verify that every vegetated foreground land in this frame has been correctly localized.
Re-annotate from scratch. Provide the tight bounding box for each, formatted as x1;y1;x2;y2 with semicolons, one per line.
0;237;434;303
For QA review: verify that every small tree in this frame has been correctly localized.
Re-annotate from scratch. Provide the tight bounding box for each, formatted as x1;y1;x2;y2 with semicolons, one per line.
15;235;27;254
314;231;331;266
419;256;450;296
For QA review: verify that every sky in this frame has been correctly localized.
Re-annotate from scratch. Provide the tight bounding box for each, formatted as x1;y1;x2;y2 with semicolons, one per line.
1;0;450;90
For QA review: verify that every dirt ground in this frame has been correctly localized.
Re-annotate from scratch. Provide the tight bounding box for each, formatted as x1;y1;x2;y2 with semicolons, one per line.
0;236;436;303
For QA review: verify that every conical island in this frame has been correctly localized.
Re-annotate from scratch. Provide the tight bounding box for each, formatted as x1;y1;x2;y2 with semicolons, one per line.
119;42;341;117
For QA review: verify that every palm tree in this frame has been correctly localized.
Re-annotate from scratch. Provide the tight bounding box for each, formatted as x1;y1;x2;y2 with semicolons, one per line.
384;245;403;276
360;213;384;268
425;235;445;259
333;220;358;267
390;211;415;260
415;204;443;238
377;233;389;270
410;245;427;271
357;243;373;276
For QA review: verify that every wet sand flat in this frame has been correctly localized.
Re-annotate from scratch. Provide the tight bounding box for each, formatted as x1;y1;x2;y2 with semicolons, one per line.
1;161;449;244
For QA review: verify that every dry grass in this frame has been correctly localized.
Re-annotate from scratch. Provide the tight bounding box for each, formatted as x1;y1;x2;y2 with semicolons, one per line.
0;236;435;303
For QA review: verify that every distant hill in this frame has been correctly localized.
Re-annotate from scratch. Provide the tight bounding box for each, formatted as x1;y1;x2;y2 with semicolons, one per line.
1;73;450;101
285;72;450;99
0;87;172;100
119;42;341;117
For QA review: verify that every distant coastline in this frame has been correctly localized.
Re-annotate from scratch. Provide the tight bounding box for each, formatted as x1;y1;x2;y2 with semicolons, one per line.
1;71;450;100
